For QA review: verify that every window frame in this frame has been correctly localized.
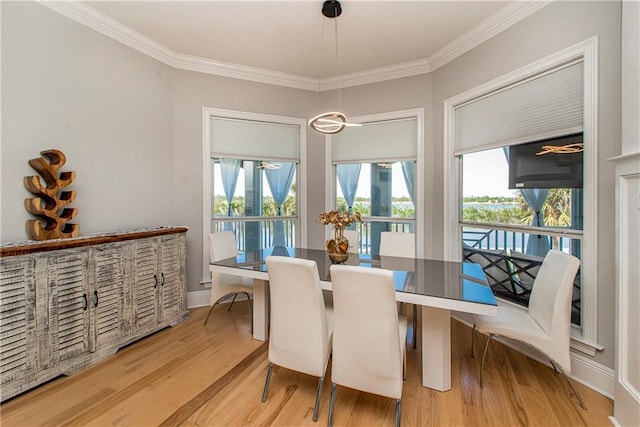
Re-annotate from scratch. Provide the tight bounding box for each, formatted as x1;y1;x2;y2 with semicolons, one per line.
443;37;601;354
202;108;307;283
324;108;425;258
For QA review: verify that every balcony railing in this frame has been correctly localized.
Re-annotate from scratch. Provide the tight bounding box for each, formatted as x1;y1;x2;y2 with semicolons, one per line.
213;218;296;251
462;225;581;326
213;217;413;255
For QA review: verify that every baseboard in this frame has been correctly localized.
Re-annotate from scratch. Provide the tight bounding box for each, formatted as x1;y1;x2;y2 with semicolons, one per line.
608;416;621;426
187;290;210;308
451;313;615;398
187;290;250;309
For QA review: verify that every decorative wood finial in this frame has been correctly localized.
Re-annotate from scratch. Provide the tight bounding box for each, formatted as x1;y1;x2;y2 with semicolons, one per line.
24;149;79;240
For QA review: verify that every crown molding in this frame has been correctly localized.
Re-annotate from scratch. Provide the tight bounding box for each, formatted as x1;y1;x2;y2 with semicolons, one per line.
39;0;551;92
428;1;553;71
172;53;319;91
319;58;432;91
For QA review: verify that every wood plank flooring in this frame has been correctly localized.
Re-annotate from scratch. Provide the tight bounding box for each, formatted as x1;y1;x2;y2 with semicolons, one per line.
1;305;613;426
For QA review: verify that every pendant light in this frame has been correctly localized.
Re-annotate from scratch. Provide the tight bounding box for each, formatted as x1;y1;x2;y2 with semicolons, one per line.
309;0;361;134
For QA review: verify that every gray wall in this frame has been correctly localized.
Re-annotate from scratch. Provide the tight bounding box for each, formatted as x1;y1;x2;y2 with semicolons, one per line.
621;0;640;155
1;1;621;371
430;0;621;368
1;2;175;239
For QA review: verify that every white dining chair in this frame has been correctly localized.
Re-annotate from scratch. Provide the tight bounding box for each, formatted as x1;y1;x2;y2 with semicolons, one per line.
204;231;253;329
263;256;334;422
328;264;407;427
472;249;585;409
343;229;359;253
380;231;417;348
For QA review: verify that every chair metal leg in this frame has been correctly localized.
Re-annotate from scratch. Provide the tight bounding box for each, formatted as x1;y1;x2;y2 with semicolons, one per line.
312;375;325;422
395;399;402;427
471;323;476;359
479;334;494;388
227;293;239;311
551;360;587;410
262;363;274;402
243;292;253;334
403;346;407;381
328;383;337;427
203;301;220;325
412;305;417;349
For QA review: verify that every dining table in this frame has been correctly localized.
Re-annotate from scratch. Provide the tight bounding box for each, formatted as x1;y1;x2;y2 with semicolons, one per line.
210;246;497;392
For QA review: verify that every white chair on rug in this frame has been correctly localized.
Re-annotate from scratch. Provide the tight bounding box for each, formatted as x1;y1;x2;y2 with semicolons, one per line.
263;256;334;422
380;231;417;348
204;231;253;329
328;265;407;427
472;249;585;409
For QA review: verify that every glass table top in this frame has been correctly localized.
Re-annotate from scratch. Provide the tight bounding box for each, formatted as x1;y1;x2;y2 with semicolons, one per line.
212;246;497;307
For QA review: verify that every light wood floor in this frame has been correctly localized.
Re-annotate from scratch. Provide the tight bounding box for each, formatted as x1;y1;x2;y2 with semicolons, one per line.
1;305;613;426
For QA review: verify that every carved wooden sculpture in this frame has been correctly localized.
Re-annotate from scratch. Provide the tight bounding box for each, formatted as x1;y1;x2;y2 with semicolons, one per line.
24;149;79;240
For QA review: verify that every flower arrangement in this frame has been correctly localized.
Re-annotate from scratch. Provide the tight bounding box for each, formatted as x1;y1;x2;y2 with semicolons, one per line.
318;210;362;230
318;210;362;261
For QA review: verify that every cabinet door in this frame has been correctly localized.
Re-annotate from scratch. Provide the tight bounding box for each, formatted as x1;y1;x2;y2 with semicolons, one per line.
132;238;160;331
90;244;127;350
0;258;37;397
158;234;185;322
48;251;90;367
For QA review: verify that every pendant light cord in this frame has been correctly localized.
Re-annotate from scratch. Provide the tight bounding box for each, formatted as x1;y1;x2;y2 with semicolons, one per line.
334;11;342;113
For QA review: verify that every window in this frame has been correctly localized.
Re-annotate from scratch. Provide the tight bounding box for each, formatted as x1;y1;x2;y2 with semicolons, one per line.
334;161;415;254
326;109;424;257
212;158;297;251
444;38;599;350
202;108;306;282
460;143;583;325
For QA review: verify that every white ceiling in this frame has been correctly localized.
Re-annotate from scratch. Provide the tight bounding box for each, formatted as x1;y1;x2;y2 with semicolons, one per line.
68;1;548;88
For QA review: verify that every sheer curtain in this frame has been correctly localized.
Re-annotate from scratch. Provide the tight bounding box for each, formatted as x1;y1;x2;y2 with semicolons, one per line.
401;161;415;232
220;159;241;231
265;162;296;246
337;164;361;215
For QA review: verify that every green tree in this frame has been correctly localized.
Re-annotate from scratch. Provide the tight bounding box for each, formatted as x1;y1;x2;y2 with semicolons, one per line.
518;188;571;227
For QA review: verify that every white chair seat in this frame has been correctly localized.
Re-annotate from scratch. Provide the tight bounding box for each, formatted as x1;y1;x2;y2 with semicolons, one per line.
262;256;333;422
205;231;254;327
328;264;407;427
398;316;408;359
475;302;554;358
471;249;584;409
379;231;417;349
215;273;253;290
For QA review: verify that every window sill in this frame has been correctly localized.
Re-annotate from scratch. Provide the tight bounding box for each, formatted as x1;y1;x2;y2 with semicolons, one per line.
570;333;603;357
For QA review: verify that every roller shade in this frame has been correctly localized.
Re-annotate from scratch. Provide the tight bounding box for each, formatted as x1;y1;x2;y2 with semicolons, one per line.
454;60;583;155
332;118;417;163
211;117;300;161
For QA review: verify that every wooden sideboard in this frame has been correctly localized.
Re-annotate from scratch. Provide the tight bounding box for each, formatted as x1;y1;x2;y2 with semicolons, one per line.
0;226;189;401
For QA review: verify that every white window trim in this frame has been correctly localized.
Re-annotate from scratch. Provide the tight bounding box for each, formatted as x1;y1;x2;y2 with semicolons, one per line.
443;37;600;351
202;107;307;283
324;108;425;258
